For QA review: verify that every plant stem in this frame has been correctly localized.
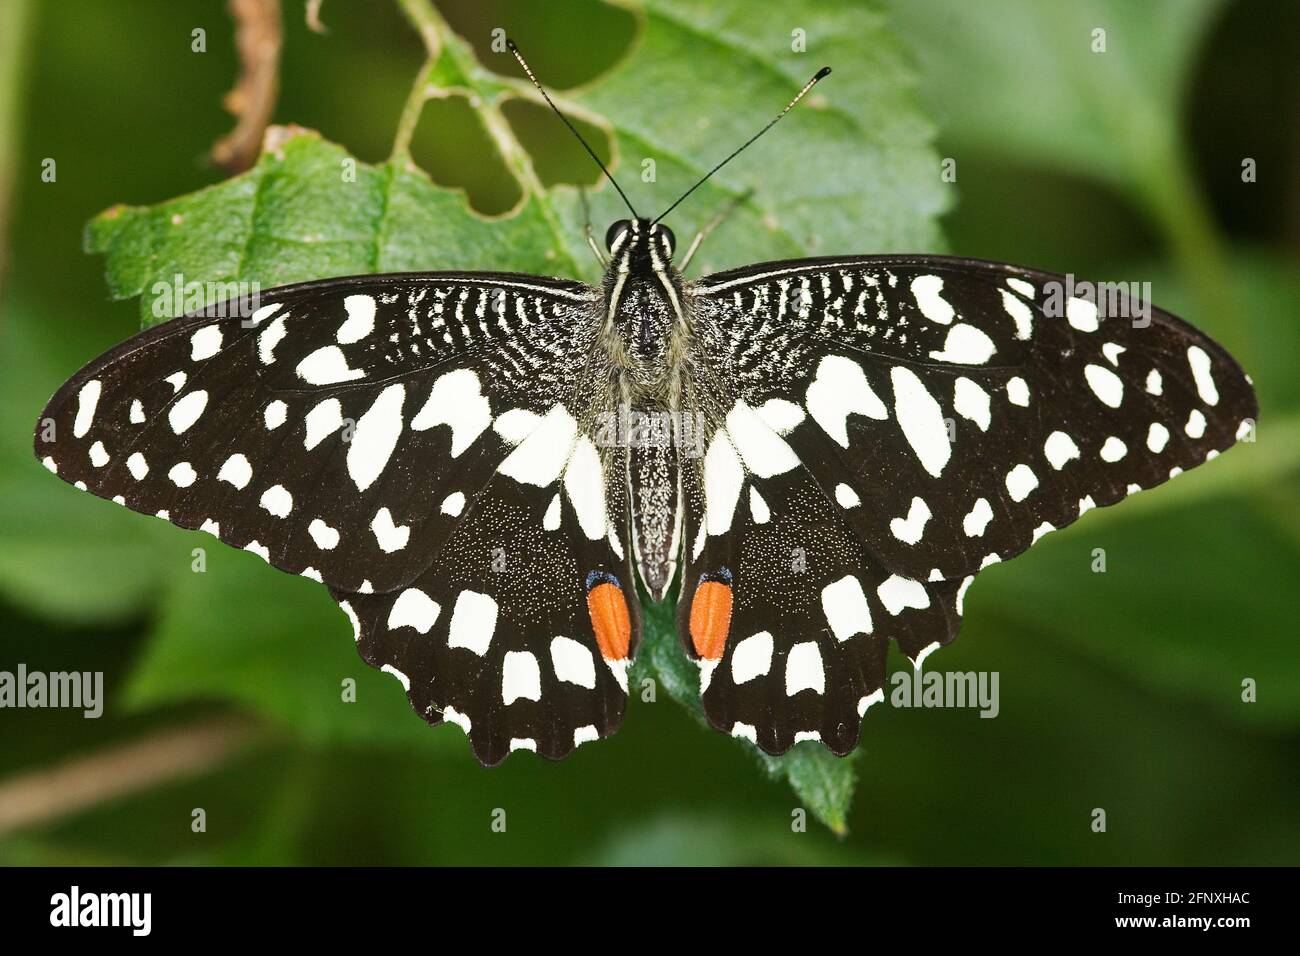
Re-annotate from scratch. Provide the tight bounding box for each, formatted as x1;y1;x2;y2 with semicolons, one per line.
389;0;444;162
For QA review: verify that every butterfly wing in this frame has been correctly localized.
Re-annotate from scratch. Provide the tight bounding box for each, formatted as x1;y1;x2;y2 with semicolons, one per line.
35;272;639;764
679;254;1257;754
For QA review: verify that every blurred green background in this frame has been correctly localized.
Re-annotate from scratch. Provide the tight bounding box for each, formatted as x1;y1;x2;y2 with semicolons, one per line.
0;0;1297;865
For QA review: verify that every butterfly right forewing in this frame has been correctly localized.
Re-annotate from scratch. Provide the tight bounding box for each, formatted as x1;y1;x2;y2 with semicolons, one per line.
674;254;1257;754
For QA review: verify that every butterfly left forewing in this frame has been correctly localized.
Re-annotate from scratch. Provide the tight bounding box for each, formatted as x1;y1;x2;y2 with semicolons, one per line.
36;272;640;762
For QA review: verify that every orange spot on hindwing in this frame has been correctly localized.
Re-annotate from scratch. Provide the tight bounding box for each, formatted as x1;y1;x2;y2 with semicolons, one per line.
586;571;631;660
689;570;733;660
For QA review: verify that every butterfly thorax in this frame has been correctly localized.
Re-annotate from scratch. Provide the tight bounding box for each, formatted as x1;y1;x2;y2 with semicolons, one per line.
597;218;689;599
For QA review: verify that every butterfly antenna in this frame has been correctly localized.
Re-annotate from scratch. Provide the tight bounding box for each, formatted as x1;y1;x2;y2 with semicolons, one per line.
506;39;639;219
653;67;830;225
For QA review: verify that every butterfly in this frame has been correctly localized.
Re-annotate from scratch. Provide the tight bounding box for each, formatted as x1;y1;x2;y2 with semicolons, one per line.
33;44;1257;766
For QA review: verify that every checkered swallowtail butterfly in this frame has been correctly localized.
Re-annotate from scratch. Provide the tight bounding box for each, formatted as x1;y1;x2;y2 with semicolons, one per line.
34;47;1257;765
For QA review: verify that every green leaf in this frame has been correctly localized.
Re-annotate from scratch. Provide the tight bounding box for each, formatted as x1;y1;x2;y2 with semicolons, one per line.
632;597;858;834
76;0;946;828
886;0;1225;192
85;128;585;328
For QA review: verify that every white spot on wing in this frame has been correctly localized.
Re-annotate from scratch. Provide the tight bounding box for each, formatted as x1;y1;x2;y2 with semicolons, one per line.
73;380;101;438
891;366;951;477
731;631;774;683
1100;436;1127;461
296;345;364;385
928;323;996;364
821;576;872;640
1084;364;1124;408
337;294;376;344
127;452;149;479
410;369;492;457
502;651;542;704
725;400;799;477
190;325;222;360
370;507;409;552
910;274;954;324
1187;345;1219;405
308;518;339;549
264;400;287;430
889;496;931;544
1147;422;1170;453
1006;463;1038;501
168;462;197;487
835;483;860;508
441;491;466;516
347;384;405;491
703;432;744;536
754;398;805;435
749;487;770;524
217;453;252;489
1043;431;1080;469
304;398;343;450
493;407;542;445
447;590;497;656
953;377;990;430
551;635;597;689
963;497;993;537
999;289;1033;339
877;575;930;614
168;389;209;434
258;314;287;364
498;404;577;486
806;355;887;447
259;483;292;516
563;436;606;540
1006;377;1030;407
387;588;440;633
1067;296;1099;332
784;642;825;696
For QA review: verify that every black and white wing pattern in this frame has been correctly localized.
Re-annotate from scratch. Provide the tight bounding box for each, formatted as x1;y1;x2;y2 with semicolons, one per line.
34;273;639;765
677;254;1258;756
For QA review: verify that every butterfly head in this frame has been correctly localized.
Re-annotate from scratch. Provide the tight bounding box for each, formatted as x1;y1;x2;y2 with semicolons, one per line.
605;218;676;275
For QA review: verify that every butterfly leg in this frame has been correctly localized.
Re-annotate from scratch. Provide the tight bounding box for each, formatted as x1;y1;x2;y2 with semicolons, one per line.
678;188;754;273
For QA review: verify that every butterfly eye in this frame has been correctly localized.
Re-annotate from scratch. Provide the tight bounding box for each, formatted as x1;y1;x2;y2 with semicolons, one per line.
605;220;630;251
658;225;676;256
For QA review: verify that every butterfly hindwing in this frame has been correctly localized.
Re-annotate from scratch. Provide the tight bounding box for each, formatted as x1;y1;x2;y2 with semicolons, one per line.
336;442;638;764
678;254;1257;753
677;456;963;754
36;272;639;760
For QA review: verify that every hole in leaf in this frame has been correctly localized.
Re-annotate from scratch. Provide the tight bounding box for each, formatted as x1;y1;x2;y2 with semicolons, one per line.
409;94;523;217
